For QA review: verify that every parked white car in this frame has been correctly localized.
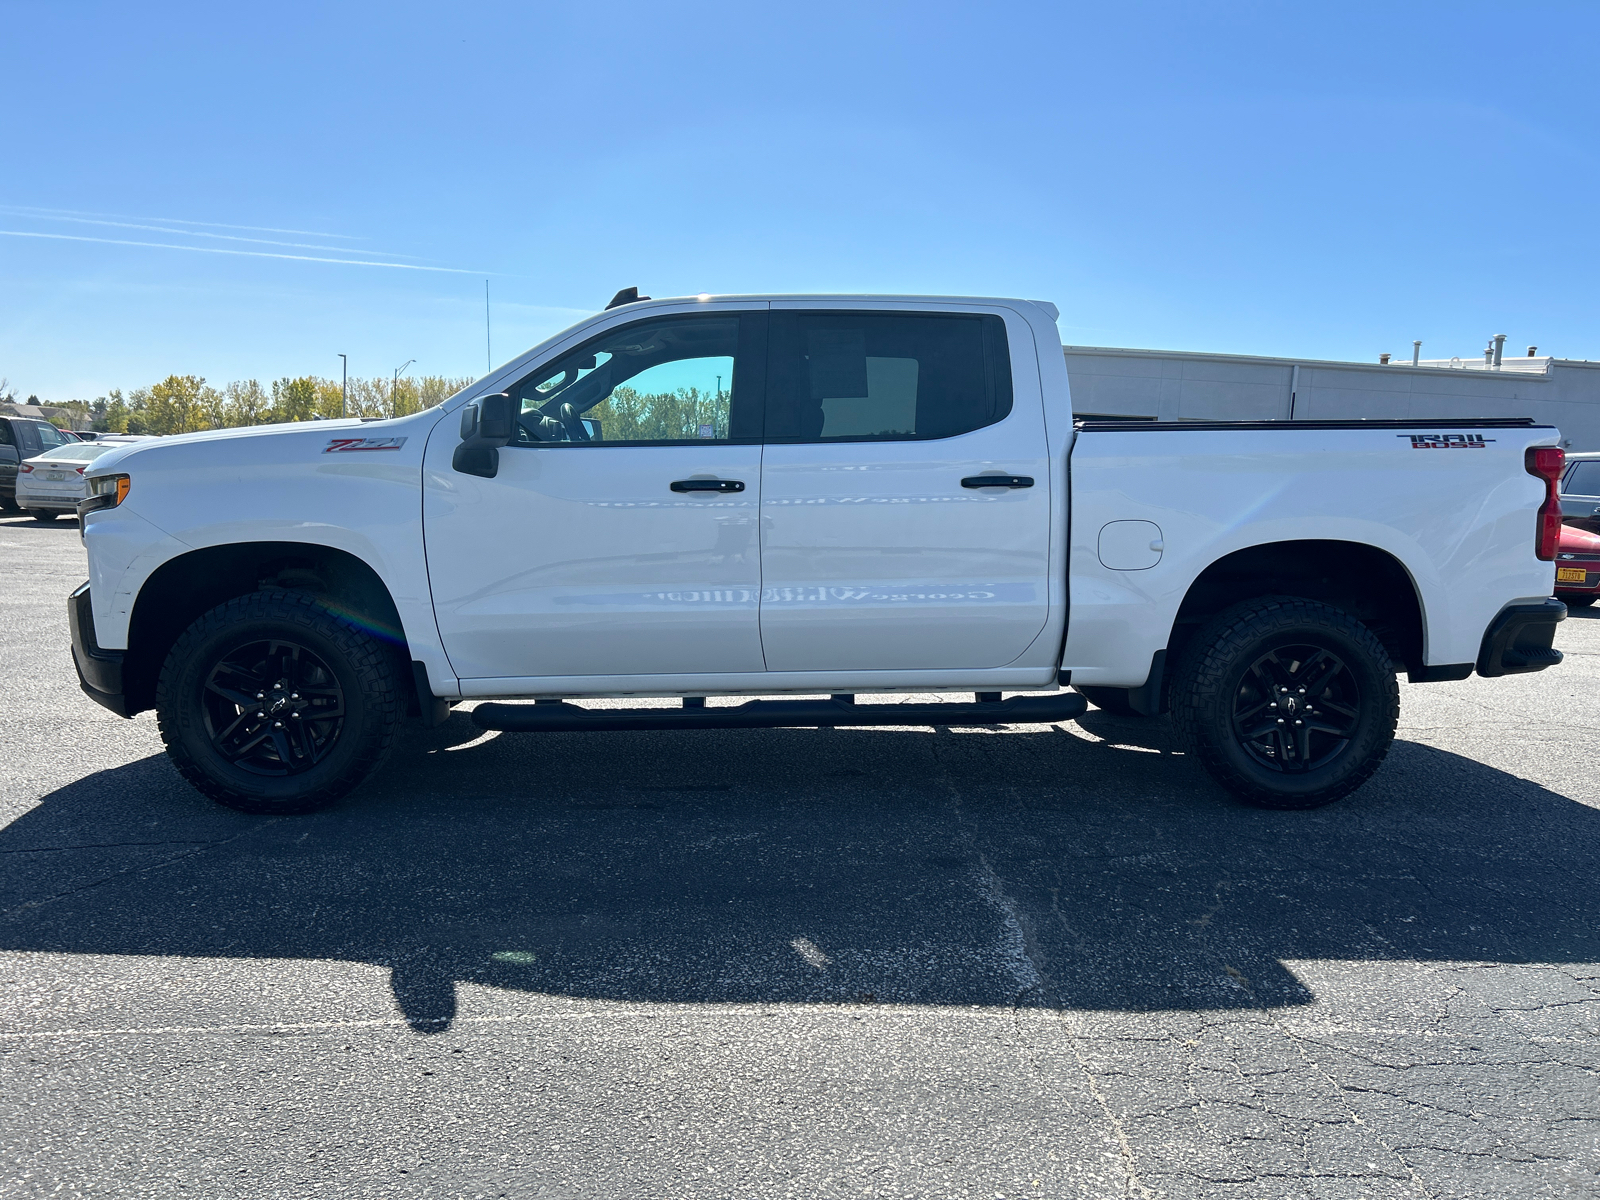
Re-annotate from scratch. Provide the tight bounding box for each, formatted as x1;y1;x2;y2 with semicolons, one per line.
15;436;151;520
16;443;114;519
69;293;1567;816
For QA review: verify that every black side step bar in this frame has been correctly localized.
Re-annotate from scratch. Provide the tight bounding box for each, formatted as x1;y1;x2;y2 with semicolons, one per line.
471;693;1088;734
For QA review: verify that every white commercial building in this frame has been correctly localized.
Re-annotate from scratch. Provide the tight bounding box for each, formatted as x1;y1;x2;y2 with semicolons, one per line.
1064;343;1600;451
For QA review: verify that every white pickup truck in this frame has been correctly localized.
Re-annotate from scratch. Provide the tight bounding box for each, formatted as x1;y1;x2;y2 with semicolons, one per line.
68;292;1568;815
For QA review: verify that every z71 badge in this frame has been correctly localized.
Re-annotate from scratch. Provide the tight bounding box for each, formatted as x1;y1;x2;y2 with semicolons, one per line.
1398;433;1494;449
323;436;408;453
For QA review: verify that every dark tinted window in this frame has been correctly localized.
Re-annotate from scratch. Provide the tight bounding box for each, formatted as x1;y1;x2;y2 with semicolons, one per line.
508;314;764;446
36;423;68;450
1564;461;1600;496
0;421;11;446
16;423;41;454
765;312;1012;442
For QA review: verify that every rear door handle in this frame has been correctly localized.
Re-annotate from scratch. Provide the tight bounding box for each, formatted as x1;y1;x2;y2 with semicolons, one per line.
961;475;1034;489
670;479;745;493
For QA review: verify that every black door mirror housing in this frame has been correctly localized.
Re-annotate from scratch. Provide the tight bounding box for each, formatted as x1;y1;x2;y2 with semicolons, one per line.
453;392;515;478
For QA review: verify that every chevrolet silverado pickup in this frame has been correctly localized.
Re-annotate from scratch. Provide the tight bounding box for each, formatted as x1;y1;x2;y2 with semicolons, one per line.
68;293;1567;814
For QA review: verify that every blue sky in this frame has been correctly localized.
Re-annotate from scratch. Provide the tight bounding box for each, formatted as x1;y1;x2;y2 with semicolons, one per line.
3;1;1597;401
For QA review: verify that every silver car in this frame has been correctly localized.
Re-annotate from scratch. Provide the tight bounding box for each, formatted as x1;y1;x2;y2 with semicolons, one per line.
1560;451;1600;534
14;438;145;520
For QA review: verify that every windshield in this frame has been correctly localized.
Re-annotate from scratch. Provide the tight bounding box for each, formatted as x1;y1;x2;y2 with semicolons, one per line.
35;443;114;462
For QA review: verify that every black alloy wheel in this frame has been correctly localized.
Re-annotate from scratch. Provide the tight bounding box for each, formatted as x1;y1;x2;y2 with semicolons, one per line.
201;638;346;776
1170;596;1399;809
1229;644;1360;774
157;589;404;814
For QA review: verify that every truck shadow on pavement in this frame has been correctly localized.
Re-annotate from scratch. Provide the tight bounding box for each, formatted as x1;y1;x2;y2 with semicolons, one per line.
2;711;1596;1032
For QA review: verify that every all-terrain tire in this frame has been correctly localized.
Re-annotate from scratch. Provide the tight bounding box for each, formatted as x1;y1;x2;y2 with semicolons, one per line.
1073;685;1147;717
28;510;59;521
156;589;404;814
1169;596;1399;810
0;495;20;513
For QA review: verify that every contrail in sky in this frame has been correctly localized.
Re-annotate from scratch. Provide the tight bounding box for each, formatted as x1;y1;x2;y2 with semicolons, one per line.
0;204;365;240
0;208;425;258
0;229;479;273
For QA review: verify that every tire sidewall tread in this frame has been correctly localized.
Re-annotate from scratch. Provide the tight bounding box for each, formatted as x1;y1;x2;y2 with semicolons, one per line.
1170;595;1399;810
156;589;403;814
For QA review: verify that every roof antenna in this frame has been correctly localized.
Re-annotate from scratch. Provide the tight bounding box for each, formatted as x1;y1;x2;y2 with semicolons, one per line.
605;286;651;311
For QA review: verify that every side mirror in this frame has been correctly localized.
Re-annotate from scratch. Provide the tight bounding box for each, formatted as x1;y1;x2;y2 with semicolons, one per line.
452;392;515;479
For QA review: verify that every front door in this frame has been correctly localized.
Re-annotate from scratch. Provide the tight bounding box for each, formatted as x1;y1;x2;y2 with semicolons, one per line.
758;307;1052;672
425;310;768;682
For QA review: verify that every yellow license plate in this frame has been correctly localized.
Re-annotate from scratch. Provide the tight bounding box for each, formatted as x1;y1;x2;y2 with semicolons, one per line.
1557;567;1587;583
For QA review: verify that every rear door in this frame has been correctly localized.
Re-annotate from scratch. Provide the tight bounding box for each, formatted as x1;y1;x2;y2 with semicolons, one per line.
757;305;1052;672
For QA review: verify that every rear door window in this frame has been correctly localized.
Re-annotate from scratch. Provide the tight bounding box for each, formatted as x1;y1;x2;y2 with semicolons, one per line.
1563;461;1600;497
764;311;1012;442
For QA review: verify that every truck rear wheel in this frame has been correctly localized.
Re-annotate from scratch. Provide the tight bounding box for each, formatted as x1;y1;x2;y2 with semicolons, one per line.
1170;597;1398;809
156;589;403;814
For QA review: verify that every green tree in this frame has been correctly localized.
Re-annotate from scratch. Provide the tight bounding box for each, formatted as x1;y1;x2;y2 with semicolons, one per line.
419;376;468;409
100;390;131;434
270;377;318;423
223;380;271;426
587;385;728;441
314;379;345;420
142;375;209;435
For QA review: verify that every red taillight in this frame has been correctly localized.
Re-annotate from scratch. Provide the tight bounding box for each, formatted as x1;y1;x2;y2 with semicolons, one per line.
75;466;86;475
17;464;31;474
1526;446;1565;561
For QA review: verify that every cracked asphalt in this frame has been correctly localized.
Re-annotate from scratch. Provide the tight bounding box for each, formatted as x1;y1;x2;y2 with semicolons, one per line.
2;511;1597;1198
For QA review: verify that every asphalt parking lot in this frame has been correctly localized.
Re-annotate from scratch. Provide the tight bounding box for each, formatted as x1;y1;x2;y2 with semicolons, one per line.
1;511;1596;1199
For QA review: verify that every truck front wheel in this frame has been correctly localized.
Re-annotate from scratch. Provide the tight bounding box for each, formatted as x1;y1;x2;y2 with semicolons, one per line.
156;589;403;814
1169;597;1399;810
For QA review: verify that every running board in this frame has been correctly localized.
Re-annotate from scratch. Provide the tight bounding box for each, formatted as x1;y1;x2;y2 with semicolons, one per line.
471;693;1088;734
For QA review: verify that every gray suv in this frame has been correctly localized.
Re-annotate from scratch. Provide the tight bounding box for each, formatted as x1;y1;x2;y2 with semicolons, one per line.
1561;451;1600;534
0;416;75;513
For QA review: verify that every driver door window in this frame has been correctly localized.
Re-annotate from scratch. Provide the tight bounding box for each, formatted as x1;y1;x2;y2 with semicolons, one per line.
511;315;761;446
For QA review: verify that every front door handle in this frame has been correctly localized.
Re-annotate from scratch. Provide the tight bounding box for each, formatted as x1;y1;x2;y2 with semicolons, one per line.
670;479;745;493
961;475;1034;489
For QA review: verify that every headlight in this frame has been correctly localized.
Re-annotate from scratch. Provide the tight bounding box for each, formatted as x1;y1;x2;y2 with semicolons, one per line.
79;473;130;516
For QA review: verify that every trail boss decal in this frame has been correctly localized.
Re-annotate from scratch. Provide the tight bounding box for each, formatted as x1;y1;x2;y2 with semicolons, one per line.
323;436;408;453
1399;433;1495;449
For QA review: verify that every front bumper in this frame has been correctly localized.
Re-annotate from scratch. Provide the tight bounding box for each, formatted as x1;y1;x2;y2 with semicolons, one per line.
68;582;129;716
1477;598;1566;678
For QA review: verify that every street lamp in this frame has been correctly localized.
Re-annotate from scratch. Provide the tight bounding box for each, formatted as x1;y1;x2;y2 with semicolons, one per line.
337;354;347;419
392;359;415;418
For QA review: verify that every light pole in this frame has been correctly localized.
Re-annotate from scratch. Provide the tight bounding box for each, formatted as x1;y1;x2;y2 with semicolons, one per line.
393;359;415;418
337;354;347;419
